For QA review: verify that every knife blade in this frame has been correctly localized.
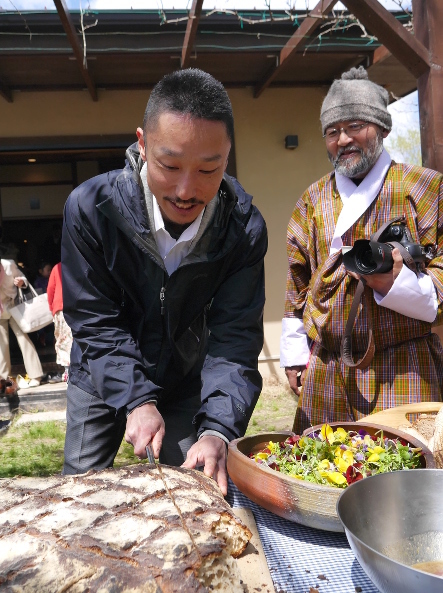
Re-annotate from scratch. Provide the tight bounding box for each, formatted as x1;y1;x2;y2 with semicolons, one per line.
145;444;156;464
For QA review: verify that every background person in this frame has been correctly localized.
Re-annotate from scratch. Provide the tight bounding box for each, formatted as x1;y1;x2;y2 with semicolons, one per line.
62;68;267;494
34;260;52;294
281;66;443;433
47;262;72;383
33;260;54;349
0;253;44;390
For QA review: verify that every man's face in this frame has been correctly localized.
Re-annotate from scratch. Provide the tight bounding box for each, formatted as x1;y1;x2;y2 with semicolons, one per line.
325;120;389;179
136;112;231;227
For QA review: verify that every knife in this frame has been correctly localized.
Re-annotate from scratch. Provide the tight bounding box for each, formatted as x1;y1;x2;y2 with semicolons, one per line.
145;443;156;464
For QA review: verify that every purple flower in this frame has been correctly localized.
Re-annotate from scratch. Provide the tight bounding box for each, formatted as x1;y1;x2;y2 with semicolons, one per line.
355;452;364;462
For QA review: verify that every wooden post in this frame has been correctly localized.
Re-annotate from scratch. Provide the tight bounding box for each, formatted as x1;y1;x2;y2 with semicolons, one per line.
412;0;443;173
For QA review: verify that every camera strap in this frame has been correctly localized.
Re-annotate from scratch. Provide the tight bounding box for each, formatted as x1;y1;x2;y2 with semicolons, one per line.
340;216;419;370
340;278;375;370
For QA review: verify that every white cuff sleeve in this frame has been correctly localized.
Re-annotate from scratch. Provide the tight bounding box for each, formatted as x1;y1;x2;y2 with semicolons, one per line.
280;317;310;367
373;265;438;322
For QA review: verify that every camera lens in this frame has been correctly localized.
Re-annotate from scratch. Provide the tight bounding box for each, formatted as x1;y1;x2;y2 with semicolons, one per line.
357;246;376;273
389;225;403;237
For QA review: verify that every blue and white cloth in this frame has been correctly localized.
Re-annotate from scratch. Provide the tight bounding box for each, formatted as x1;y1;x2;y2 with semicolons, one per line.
227;480;378;593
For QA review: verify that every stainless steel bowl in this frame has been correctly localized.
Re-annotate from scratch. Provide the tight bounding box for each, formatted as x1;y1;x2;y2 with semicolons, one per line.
337;469;443;593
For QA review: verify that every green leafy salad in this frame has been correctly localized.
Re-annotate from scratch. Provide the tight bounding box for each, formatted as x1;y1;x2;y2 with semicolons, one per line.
250;424;424;488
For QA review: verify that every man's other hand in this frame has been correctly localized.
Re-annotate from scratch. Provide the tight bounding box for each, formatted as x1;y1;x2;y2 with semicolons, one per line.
285;365;307;396
347;247;403;297
125;402;165;459
181;435;228;496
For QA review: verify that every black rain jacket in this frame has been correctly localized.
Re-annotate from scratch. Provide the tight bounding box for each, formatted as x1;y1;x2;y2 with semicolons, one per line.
62;144;267;441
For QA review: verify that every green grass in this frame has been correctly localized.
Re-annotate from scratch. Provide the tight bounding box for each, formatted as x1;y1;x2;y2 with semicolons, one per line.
0;421;65;478
245;382;297;436
0;380;297;478
0;420;149;478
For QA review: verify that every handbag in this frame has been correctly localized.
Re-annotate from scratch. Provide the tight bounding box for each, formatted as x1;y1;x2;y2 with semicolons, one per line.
8;283;53;333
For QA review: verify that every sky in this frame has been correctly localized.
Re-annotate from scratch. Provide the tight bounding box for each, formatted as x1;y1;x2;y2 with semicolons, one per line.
385;91;420;162
2;1;412;12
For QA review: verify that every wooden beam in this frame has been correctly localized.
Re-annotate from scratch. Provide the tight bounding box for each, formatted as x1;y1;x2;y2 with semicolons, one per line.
254;0;338;98
412;0;443;173
0;78;13;103
371;45;391;67
181;0;204;69
340;0;429;79
53;0;98;101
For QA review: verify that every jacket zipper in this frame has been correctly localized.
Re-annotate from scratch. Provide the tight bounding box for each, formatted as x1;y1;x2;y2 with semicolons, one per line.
155;274;169;383
160;286;165;315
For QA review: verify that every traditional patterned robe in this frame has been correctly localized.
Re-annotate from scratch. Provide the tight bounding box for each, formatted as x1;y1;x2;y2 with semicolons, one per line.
285;162;443;432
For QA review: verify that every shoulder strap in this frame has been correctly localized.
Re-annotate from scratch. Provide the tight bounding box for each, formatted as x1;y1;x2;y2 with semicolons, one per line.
340;278;375;370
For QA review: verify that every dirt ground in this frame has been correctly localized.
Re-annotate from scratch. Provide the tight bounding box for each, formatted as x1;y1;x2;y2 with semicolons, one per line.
246;376;297;436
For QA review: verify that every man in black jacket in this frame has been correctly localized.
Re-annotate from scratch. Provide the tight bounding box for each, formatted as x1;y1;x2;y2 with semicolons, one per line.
62;69;267;494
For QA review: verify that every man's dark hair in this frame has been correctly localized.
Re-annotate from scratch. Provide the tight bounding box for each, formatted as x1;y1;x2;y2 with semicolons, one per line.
143;68;234;143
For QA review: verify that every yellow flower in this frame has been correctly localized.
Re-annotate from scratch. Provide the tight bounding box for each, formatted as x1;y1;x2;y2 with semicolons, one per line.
290;474;303;480
367;453;380;463
334;447;353;465
267;441;280;454
342;450;354;464
320;424;335;444
372;446;385;454
326;472;347;485
318;459;330;470
334;457;350;473
334;427;348;442
255;452;269;460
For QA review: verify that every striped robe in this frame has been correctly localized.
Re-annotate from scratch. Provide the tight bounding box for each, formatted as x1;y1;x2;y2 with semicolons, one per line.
285;162;443;433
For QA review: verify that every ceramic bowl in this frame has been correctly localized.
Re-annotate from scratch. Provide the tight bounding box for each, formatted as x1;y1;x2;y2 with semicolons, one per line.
227;423;434;532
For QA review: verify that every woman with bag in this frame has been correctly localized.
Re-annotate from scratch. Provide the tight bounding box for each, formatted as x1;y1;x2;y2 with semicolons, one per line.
47;262;72;383
0;256;43;390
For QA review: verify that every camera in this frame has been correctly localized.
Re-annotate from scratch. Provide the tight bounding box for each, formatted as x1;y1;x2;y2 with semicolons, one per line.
342;222;427;275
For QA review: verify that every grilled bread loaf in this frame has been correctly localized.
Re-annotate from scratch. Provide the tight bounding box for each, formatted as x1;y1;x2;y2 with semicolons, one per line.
0;464;251;592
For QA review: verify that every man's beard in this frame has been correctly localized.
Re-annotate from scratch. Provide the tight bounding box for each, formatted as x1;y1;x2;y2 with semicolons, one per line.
328;131;384;178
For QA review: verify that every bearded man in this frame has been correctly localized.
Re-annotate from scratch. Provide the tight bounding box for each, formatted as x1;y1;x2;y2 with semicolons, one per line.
280;66;443;433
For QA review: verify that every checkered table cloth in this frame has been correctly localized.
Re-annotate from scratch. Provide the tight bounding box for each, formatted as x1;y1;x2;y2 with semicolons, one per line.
227;479;379;593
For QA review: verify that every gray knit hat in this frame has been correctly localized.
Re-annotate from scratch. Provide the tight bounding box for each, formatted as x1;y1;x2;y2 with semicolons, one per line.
320;66;392;134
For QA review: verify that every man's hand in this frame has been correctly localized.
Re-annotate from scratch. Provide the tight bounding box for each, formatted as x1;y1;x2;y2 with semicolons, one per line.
347;247;403;297
181;435;228;496
125;402;165;459
285;365;307;396
13;278;25;288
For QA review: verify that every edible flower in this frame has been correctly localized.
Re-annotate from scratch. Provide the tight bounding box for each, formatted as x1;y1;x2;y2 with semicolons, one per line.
251;424;423;490
320;424;334;444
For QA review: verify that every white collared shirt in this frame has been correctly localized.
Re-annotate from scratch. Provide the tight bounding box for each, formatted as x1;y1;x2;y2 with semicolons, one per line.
152;197;205;276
